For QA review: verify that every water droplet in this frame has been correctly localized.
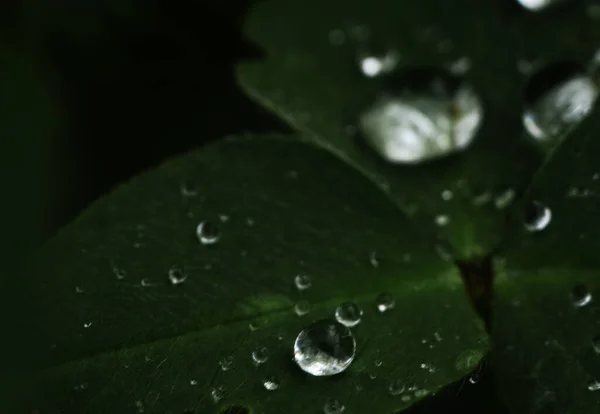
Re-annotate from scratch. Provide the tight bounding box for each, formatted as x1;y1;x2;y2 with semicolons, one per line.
211;385;225;403
218;214;229;223
414;388;430;398
196;221;220;245
523;201;551;232
113;267;126;280
140;278;152;287
219;356;234;371
523;71;598;142
246;218;255;227
389;379;405;396
180;183;197;197
435;214;450;226
374;359;383;367
376;292;395;312
168;265;187;285
401;395;412;403
358;50;399;78
294;274;312;291
323;398;345;414
294;300;311;316
434;331;443;342
83;322;92;328
249;322;260;331
517;0;571;12
263;377;279;391
252;347;269;365
294;320;356;376
447;57;471;75
75;286;84;294
189;379;197;386
135;400;144;413
571;285;592;307
369;251;380;267
588;379;600;391
494;188;515;209
592;335;600;353
469;374;480;384
335;302;363;327
441;189;453;201
358;71;483;164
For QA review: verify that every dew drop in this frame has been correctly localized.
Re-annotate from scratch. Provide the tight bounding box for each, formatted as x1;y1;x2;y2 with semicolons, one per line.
135;400;144;413
113;267;126;280
388;379;405;396
294;300;311;316
358;50;399;78
441;189;453;201
447;57;471;75
323;398;345;414
517;0;571;11
140;278;152;287
376;292;395;312
252;347;269;365
494;188;515;209
168;265;187;285
249;322;260;331
588;379;600;391
523;72;598;142
83;322;92;328
358;71;483;164
469;374;480;384
75;286;84;294
435;214;450;226
294;320;356;376
219;356;234;371
294;274;312;291
369;251;380;267
211;385;225;403
374;359;383;367
592;335;600;354
523;201;551;232
189;379;197;386
196;221;220;245
335;302;363;327
180;183;197;197
571;285;592;307
263;377;279;391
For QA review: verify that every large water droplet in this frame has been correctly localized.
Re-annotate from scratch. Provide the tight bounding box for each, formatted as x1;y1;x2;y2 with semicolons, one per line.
376;292;395;312
588;379;600;391
263;377;279;391
294;300;311;316
388;379;405;396
323;398;345;414
252;347;269;365
517;0;572;11
168;265;187;285
523;201;551;232
358;50;399;78
294;274;312;291
523;69;598;142
196;221;220;245
294;320;356;376
571;285;592;307
358;70;483;164
335;302;363;327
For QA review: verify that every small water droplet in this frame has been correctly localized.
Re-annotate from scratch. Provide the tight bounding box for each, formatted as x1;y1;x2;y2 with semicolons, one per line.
189;379;197;386
252;347;269;365
75;286;84;294
135;400;144;413
376;292;395;312
572;285;592;307
83;322;92;328
524;201;551;232
441;189;453;201
211;385;225;403
294;300;311;316
358;71;483;164
369;372;377;380
218;214;229;223
369;251;380;267
113;267;126;280
517;0;571;12
196;221;220;245
294;274;312;291
494;188;515;209
294;319;356;376
358;50;399;78
588;379;600;391
140;278;152;287
447;57;471;75
592;335;600;353
523;72;598;142
249;322;260;331
434;331;443;342
335;302;363;327
168;265;187;285
263;377;279;391
469;374;480;384
323;398;345;414
388;379;405;396
180;183;197;197
414;388;430;398
435;214;450;226
401;395;412;403
374;359;383;367
219;356;234;371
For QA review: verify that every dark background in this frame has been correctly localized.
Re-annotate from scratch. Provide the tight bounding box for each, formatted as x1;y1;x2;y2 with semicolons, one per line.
0;1;504;412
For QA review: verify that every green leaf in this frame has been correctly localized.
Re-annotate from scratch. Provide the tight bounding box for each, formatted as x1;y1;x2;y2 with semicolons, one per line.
19;136;487;413
493;105;600;413
237;0;599;258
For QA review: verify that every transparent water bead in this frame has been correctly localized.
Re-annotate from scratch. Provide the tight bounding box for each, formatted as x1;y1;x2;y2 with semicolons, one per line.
196;221;220;245
593;335;600;354
335;302;363;327
263;377;279;391
517;0;572;11
588;379;600;391
294;300;311;316
294;320;356;376
168;265;187;285
571;285;592;307
219;356;234;371
376;292;395;312
294;274;312;291
358;71;483;164
323;398;345;414
523;201;551;232
113;267;126;280
388;379;405;396
252;347;269;365
523;74;598;142
358;50;399;78
211;385;225;403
